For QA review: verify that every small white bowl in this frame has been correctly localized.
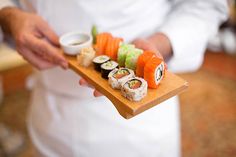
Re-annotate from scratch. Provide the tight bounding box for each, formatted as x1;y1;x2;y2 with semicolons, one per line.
59;31;92;55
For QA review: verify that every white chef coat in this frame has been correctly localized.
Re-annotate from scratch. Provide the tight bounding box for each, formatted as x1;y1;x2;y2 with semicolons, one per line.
0;0;228;157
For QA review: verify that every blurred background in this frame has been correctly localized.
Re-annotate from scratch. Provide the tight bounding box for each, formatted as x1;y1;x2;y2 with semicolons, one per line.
0;1;236;157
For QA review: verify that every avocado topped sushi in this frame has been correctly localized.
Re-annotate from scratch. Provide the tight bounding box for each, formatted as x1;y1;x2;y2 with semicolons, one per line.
117;43;135;67
125;48;143;70
117;43;143;70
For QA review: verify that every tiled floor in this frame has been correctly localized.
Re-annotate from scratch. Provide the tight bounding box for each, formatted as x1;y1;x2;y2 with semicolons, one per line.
0;51;236;157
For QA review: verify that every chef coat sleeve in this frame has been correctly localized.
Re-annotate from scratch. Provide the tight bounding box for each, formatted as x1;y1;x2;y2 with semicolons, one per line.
0;0;17;9
158;0;229;73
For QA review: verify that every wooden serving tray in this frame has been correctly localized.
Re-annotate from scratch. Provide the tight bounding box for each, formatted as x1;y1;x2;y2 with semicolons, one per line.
65;54;188;119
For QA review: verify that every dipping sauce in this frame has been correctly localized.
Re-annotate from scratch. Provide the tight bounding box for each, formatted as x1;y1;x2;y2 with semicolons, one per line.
60;32;92;55
69;40;86;46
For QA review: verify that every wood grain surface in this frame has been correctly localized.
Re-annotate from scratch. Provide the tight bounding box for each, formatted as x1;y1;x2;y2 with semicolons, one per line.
65;54;188;119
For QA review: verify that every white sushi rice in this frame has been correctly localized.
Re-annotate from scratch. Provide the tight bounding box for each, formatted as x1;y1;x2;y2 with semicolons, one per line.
101;61;118;70
155;62;165;85
121;77;147;101
92;55;110;63
108;68;135;89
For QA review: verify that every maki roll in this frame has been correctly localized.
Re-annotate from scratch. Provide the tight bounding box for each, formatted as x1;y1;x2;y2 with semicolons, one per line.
101;61;119;79
125;48;143;70
144;57;165;89
121;77;147;101
117;43;135;67
93;55;110;71
108;68;135;89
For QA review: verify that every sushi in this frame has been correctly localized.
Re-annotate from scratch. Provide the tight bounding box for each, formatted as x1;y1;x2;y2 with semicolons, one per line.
125;48;143;70
136;51;156;77
77;47;96;67
101;61;119;79
117;43;135;67
121;77;147;101
105;37;123;61
108;68;135;89
93;55;110;72
144;57;165;89
94;32;112;55
93;31;123;58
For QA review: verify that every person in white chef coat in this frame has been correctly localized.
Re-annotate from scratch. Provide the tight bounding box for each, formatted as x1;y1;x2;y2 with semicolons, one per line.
0;0;228;156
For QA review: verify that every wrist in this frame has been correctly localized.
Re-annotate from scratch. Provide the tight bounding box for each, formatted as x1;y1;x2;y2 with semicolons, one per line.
147;32;173;61
0;7;22;35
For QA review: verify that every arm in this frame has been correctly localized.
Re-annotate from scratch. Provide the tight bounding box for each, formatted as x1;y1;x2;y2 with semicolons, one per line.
0;3;98;96
133;0;228;72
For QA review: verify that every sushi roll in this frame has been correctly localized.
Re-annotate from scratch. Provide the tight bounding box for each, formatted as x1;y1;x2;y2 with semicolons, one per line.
93;55;110;71
77;47;96;67
108;68;135;89
101;61;119;79
144;57;165;89
121;77;147;101
125;48;143;70
117;43;135;67
136;51;156;77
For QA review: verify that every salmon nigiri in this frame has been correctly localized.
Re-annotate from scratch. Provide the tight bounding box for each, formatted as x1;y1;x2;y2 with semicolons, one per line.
136;51;156;77
105;37;123;61
94;32;112;55
144;57;165;89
